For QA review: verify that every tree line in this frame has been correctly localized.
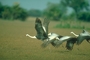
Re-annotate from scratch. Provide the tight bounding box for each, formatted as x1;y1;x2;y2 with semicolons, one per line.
0;2;28;21
43;0;90;21
0;0;90;21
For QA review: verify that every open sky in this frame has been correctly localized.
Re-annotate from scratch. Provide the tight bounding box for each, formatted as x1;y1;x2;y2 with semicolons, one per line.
0;0;60;10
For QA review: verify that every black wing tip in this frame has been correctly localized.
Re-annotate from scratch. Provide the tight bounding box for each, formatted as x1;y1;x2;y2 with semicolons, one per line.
36;17;41;23
36;17;40;21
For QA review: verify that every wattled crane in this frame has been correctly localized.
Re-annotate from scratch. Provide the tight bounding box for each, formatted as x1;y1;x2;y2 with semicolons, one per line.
26;18;60;47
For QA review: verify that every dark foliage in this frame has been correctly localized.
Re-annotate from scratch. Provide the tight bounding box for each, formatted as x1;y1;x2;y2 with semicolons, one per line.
0;2;28;21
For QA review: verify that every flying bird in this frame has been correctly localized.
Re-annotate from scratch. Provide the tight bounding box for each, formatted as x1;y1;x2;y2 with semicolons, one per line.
53;35;77;50
76;30;90;45
26;18;61;44
66;30;90;50
26;18;50;40
26;18;65;48
70;30;90;45
42;32;77;50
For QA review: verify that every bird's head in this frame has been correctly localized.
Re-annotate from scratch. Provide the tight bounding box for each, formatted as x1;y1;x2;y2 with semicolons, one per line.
79;30;90;43
80;30;90;37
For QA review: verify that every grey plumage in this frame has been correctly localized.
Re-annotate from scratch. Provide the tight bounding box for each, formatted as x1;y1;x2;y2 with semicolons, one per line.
66;38;77;50
66;30;90;50
35;18;50;40
77;30;90;45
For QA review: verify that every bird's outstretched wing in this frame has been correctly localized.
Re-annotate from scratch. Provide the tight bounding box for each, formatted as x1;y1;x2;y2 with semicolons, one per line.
52;36;71;47
35;18;48;40
76;35;85;45
66;38;77;50
43;18;50;34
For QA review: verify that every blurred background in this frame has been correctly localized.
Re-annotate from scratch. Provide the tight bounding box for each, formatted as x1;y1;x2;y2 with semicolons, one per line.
1;1;90;60
0;0;90;29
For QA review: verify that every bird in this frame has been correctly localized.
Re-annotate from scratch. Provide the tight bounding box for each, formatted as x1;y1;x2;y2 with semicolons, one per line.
76;30;90;45
66;30;90;50
70;30;90;45
26;18;65;49
26;18;61;44
26;18;50;41
42;32;77;50
52;35;77;50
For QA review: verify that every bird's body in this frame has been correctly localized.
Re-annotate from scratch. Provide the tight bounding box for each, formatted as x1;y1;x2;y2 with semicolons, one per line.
77;30;90;45
48;33;60;40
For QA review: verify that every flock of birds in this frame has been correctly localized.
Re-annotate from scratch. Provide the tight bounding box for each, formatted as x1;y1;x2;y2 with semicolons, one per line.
26;18;90;50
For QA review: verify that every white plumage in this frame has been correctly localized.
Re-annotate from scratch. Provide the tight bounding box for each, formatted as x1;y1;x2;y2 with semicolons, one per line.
58;36;71;41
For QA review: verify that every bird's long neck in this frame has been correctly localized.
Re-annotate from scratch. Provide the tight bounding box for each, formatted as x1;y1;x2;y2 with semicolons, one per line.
71;32;79;37
26;34;36;39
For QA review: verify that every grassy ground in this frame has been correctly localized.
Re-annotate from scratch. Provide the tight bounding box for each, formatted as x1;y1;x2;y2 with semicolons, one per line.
0;18;90;60
55;20;90;29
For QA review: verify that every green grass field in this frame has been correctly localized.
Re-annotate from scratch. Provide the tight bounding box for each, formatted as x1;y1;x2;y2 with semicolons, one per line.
0;18;90;60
